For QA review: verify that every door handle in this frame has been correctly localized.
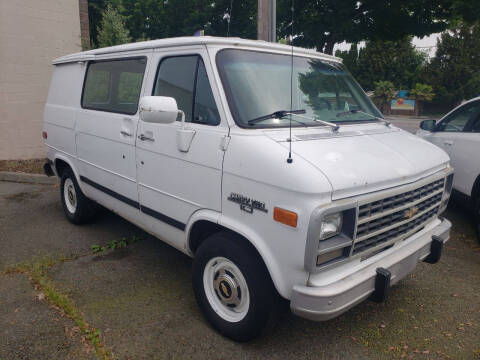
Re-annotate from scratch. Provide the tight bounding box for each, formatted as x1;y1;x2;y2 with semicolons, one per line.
120;130;132;137
138;134;154;142
444;140;453;146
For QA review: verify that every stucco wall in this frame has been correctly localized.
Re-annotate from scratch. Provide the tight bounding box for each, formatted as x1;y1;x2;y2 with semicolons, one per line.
0;0;82;160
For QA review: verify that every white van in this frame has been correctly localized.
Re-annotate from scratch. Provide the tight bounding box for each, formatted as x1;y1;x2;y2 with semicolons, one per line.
43;37;453;341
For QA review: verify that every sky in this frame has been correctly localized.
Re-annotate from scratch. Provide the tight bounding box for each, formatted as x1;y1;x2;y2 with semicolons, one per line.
333;33;441;58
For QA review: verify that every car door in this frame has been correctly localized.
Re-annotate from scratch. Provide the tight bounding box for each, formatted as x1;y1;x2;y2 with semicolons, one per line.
423;101;479;154
136;48;228;250
447;102;480;195
76;55;149;218
427;100;480;193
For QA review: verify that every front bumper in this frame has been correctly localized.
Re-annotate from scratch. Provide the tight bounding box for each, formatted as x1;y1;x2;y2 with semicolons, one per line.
290;217;451;321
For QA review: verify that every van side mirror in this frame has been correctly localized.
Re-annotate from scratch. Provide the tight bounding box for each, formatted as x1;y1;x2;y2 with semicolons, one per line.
139;96;178;124
420;119;437;132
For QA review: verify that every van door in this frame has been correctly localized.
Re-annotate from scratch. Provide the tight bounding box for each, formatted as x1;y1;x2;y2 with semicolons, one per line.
76;56;148;218
136;49;227;250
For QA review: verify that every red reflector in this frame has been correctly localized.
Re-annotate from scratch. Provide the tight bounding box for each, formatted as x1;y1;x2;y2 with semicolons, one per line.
42;131;47;139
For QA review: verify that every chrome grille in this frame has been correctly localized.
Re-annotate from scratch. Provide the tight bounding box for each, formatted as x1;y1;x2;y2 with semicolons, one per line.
352;178;445;256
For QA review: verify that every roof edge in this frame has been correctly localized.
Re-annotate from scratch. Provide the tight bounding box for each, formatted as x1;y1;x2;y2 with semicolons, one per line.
52;36;342;65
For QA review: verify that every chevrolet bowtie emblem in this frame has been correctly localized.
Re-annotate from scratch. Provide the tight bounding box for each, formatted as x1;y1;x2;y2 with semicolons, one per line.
404;206;419;219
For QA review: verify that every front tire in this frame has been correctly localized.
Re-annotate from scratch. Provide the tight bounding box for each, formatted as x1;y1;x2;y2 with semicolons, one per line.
192;232;278;341
60;168;97;225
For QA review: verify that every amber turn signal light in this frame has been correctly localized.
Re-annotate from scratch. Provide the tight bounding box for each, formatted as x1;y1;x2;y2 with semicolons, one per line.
273;207;298;227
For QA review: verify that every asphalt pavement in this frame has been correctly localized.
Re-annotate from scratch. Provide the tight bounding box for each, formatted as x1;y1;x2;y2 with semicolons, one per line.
1;173;479;359
386;116;424;133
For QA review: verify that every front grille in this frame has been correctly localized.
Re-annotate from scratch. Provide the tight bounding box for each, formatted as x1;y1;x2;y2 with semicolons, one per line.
352;178;445;256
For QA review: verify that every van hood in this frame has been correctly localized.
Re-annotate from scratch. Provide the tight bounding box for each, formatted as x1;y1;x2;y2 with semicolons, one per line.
265;126;450;200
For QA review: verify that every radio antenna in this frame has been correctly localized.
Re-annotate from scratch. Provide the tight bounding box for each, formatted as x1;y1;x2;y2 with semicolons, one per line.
287;0;294;164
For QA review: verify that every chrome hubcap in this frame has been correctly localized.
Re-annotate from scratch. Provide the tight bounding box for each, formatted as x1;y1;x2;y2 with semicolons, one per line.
214;269;241;307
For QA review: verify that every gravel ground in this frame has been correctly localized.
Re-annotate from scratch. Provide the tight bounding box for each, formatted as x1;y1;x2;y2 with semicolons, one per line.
0;181;479;360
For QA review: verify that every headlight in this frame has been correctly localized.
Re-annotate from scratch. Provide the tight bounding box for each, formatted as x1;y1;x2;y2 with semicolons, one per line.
319;212;343;240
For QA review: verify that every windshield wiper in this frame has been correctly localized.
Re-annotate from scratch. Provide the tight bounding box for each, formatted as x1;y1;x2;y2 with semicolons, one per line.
247;109;307;126
294;113;340;132
336;109;391;127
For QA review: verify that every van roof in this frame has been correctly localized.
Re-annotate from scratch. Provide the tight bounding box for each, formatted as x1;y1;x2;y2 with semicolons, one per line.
52;36;341;65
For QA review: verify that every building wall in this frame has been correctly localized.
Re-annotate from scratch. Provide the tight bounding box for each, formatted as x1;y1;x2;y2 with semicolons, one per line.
0;0;83;160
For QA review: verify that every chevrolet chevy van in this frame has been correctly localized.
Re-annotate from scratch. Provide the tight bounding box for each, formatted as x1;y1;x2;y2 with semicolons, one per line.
43;37;453;341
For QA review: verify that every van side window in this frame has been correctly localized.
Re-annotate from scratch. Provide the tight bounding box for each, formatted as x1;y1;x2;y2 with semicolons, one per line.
82;58;146;115
153;56;220;125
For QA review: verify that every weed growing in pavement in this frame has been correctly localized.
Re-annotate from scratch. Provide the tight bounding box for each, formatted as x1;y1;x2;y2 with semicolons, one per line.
2;257;113;360
91;234;142;254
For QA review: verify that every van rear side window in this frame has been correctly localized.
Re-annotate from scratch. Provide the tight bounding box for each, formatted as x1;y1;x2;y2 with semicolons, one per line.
82;57;146;115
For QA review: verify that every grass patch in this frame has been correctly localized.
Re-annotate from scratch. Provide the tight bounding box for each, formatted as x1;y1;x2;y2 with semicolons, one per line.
3;257;113;360
91;234;142;254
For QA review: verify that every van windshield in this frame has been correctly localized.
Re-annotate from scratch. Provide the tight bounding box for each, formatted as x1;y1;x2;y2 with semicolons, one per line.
216;49;383;128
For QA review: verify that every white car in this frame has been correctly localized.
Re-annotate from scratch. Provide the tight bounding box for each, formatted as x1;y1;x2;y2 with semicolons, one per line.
43;37;453;341
417;97;480;237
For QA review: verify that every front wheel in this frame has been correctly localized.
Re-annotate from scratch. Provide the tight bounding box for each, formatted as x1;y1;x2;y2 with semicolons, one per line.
192;232;278;341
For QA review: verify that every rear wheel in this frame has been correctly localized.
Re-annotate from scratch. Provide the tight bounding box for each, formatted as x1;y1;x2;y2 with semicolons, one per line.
192;232;278;341
60;168;97;224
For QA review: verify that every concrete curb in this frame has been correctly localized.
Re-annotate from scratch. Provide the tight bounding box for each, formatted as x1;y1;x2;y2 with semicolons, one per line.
0;171;58;185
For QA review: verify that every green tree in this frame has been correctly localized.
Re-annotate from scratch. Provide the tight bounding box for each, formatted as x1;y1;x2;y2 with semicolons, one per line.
410;83;435;115
277;0;452;55
373;81;396;114
353;37;427;91
102;0;256;43
88;0;480;52
335;43;359;75
422;23;480;107
88;0;107;47
97;5;131;48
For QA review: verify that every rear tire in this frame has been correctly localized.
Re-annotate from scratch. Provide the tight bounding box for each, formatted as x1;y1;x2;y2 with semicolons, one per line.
192;232;278;341
60;168;97;225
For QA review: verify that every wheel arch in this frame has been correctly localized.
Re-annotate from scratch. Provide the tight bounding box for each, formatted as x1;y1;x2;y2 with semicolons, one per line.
471;174;480;202
53;155;87;194
186;211;289;298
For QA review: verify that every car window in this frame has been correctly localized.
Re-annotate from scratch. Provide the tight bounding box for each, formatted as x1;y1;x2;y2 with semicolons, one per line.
469;112;480;133
118;72;144;104
82;69;110;104
436;101;480;133
154;56;197;122
153;55;220;125
82;58;147;115
194;60;220;125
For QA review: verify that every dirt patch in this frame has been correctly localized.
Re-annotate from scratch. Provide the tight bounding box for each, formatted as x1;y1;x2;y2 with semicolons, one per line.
4;191;42;202
0;158;46;174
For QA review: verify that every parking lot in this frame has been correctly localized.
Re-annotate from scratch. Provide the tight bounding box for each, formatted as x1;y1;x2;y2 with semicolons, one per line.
1;177;479;359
